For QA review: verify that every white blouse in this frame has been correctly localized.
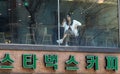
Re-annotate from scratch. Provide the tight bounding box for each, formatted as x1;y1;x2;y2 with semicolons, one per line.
63;20;82;36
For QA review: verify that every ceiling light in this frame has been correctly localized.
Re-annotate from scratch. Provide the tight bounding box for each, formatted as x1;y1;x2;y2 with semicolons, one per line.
63;0;74;1
98;0;104;4
18;3;22;6
28;16;31;18
18;20;22;22
8;9;11;11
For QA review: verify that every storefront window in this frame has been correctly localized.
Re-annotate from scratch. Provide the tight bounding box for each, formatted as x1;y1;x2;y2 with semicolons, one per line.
0;0;119;48
59;0;119;47
0;0;58;45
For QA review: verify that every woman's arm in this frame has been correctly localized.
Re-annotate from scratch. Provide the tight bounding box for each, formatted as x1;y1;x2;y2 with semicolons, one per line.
61;19;66;27
74;20;82;26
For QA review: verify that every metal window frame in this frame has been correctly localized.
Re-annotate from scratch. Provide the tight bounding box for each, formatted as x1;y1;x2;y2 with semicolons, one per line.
0;0;119;53
118;0;120;47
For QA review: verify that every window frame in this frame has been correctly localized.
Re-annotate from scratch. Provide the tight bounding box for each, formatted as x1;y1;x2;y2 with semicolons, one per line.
0;0;119;52
118;0;120;47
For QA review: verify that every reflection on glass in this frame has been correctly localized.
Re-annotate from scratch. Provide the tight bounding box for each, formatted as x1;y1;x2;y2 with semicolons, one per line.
60;0;119;47
0;0;57;45
0;0;119;48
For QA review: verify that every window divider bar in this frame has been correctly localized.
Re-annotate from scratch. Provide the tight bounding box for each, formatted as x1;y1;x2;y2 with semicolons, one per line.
118;0;120;47
57;0;60;46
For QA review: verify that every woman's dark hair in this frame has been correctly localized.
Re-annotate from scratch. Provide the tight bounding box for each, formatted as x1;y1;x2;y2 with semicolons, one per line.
66;13;73;26
67;13;71;17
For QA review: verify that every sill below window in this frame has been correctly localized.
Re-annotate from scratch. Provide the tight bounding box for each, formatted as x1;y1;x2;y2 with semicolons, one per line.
0;43;119;53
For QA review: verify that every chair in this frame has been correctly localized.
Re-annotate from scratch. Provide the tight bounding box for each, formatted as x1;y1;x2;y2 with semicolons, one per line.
105;37;116;47
25;26;37;44
25;33;36;44
0;32;5;43
69;36;79;46
42;27;52;44
85;35;95;46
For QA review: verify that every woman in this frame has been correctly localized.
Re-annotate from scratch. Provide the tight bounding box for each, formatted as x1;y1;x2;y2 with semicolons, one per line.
57;14;82;45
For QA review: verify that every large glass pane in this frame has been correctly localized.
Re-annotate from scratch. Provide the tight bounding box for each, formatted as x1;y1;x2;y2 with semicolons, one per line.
0;0;9;43
59;0;119;47
0;0;58;45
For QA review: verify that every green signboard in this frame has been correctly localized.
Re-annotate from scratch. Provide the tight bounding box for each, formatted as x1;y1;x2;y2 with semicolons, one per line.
0;53;118;71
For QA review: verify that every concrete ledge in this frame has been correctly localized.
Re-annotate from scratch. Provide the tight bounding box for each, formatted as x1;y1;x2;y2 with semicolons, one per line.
0;44;119;53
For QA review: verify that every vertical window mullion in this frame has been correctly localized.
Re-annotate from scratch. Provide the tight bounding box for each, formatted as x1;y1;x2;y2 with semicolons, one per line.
118;0;120;47
57;0;60;46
